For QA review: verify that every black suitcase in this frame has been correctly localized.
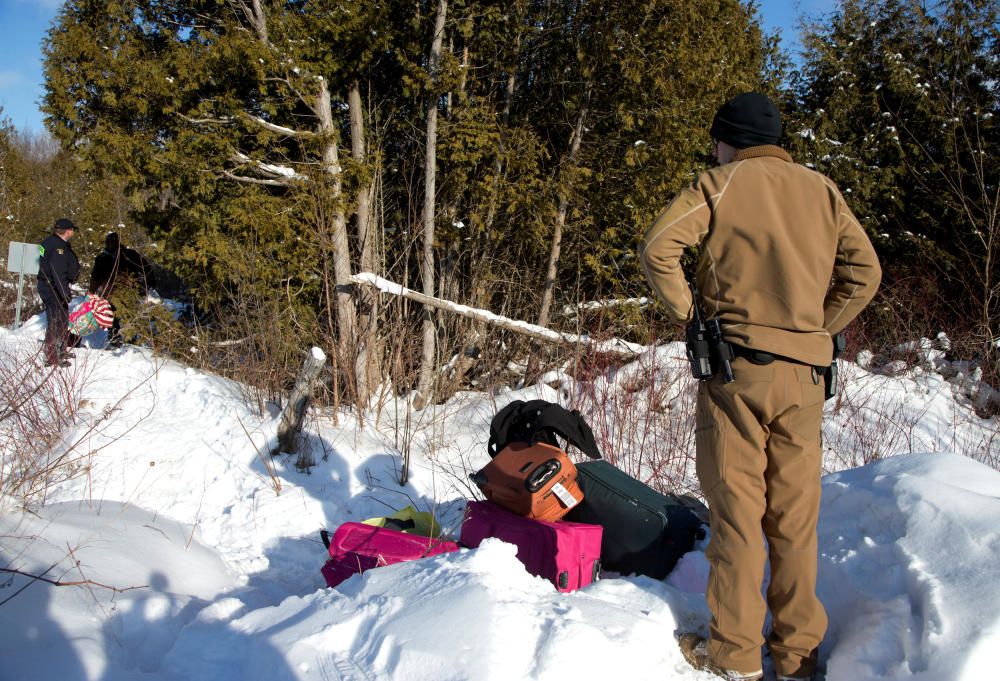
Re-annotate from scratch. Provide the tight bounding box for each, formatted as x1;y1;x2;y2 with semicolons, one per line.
564;460;707;579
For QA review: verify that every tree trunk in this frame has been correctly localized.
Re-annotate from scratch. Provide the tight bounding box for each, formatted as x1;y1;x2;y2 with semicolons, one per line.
413;0;449;412
349;81;375;274
483;33;519;235
445;36;454;116
537;85;591;330
436;40;470;370
317;80;357;373
527;85;591;384
349;79;380;406
236;0;269;44
458;44;469;104
452;34;517;394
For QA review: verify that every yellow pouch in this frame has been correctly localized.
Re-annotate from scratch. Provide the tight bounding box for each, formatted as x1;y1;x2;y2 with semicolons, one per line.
361;505;442;538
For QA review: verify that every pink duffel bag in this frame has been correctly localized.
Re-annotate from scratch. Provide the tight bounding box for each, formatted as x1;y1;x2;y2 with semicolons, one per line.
320;522;460;588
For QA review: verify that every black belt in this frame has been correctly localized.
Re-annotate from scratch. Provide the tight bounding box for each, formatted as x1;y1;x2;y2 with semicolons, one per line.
731;345;816;368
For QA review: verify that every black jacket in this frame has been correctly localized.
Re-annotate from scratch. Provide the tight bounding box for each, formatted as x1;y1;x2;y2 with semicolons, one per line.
89;246;155;297
37;234;80;304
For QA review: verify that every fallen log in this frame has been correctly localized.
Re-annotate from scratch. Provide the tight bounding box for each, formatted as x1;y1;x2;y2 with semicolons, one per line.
350;273;644;359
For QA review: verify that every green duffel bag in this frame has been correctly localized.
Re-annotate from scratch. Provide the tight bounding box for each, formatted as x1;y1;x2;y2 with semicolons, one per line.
564;460;707;579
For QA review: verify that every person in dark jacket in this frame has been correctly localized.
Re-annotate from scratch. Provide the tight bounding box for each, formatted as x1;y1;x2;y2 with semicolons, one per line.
38;218;81;367
88;231;156;296
88;231;156;347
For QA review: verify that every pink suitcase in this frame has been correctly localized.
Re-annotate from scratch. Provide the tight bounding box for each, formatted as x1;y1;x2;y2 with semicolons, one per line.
460;500;602;592
320;522;460;588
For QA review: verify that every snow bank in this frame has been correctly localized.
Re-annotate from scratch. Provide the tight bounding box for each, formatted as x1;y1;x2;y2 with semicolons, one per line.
2;313;1000;680
819;454;1000;680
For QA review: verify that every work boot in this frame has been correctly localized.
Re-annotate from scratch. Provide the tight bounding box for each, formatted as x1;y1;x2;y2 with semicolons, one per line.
678;634;763;681
773;646;818;681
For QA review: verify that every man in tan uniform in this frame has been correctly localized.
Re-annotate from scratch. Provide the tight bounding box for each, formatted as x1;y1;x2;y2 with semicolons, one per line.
642;92;881;681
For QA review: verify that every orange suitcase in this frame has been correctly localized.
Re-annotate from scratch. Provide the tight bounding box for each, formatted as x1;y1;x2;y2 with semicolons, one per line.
471;441;584;521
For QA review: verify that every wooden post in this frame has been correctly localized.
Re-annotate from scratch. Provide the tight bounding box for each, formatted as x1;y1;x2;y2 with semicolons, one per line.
275;346;327;468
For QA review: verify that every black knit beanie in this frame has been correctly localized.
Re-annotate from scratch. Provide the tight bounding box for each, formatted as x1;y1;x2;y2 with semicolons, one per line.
710;92;782;149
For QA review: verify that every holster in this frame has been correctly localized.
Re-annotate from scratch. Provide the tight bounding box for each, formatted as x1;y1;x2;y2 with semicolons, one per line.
824;333;847;401
823;362;838;401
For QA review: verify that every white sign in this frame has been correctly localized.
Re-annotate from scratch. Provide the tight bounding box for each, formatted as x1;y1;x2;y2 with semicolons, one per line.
6;241;40;275
6;241;40;329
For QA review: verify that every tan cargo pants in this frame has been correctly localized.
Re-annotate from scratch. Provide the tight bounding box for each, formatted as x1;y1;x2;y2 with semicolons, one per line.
695;357;827;678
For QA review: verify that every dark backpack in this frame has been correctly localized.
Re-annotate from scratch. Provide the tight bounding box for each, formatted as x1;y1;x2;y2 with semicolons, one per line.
487;399;602;460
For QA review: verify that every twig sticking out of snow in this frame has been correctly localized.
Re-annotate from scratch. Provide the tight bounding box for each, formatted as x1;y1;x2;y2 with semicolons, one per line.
0;564;147;608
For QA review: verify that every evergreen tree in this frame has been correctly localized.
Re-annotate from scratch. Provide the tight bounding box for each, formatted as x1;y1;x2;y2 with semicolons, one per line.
43;0;388;399
41;0;786;400
790;0;998;346
0;108;21;229
572;0;783;298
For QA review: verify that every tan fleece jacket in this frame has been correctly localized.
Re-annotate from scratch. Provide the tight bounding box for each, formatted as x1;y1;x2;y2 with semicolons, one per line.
641;145;881;366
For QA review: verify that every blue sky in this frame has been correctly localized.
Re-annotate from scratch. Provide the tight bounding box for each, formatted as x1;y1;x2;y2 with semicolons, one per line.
0;0;63;133
0;0;838;134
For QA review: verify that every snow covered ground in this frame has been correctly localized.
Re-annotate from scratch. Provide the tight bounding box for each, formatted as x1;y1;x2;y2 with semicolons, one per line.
1;307;999;681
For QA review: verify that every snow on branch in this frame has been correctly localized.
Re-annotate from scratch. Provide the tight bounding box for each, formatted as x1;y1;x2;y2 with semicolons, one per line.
220;169;290;187
560;297;651;318
228;152;306;183
178;113;235;125
351;273;644;358
179;111;312;139
247;115;314;138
